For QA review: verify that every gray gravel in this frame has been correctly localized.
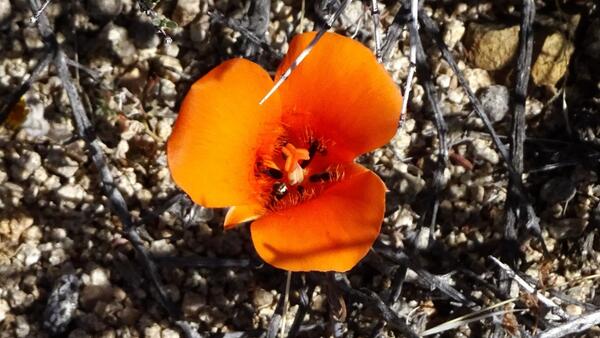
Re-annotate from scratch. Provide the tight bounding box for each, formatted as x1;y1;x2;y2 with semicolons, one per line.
0;1;599;338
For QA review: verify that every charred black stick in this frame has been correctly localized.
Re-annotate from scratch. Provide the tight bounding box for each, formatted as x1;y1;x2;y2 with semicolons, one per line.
287;282;315;338
505;0;537;251
413;9;449;236
380;5;410;62
241;0;271;57
209;11;283;59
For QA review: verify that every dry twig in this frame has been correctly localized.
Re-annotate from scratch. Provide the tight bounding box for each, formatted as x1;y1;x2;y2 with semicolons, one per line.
535;309;600;338
489;256;569;320
369;0;382;61
259;0;351;105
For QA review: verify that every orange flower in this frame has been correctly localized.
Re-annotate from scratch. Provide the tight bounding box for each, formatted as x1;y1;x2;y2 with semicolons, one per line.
167;32;402;272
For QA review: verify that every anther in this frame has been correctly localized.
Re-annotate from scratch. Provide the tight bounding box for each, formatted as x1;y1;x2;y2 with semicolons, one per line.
272;182;288;199
264;168;283;179
301;140;319;168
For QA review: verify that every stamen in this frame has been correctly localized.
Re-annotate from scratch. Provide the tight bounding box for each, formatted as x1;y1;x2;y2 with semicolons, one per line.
301;140;319;168
264;167;283;179
273;182;288;200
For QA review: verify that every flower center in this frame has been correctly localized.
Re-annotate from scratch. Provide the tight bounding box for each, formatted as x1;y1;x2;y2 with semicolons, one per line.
255;133;342;211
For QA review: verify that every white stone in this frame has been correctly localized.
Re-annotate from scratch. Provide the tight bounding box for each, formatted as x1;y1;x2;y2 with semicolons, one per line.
10;150;41;182
436;74;451;89
162;328;180;338
447;88;464;104
16;243;41;266
0;0;11;24
173;0;201;26
48;248;67;266
0;299;9;322
150;239;175;256
472;139;499;164
144;324;162;338
15;315;30;337
90;268;110;286
56;184;86;203
444;19;465;49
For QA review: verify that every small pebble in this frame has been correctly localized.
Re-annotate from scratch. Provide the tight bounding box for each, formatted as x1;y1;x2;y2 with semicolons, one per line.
162;328;180;338
15;315;30;338
0;0;11;24
56;184;86;203
89;268;110;286
48;248;67;266
447;88;465;104
86;0;122;21
444;18;465;49
472;139;499;164
172;0;201;26
103;23;137;66
182;292;205;317
144;324;162;338
479;85;510;123
0;299;9;322
10;150;41;182
252;288;274;309
150;239;176;256
436;74;452;89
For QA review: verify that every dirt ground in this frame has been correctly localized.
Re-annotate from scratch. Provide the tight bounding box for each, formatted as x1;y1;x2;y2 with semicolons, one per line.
1;0;600;337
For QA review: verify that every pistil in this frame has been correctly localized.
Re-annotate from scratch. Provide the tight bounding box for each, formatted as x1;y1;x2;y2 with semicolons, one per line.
281;143;310;185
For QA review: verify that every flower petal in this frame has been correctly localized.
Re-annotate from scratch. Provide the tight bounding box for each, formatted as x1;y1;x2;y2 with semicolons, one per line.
168;58;282;207
250;164;385;272
276;32;403;159
224;204;265;228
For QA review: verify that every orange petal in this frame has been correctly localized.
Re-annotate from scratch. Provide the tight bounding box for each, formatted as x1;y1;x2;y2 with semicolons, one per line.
276;32;403;160
167;58;282;207
250;164;386;272
224;204;265;228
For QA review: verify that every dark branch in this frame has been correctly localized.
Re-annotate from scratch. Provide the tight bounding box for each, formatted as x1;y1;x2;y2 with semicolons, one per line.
381;5;410;62
412;3;449;239
505;0;538;253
